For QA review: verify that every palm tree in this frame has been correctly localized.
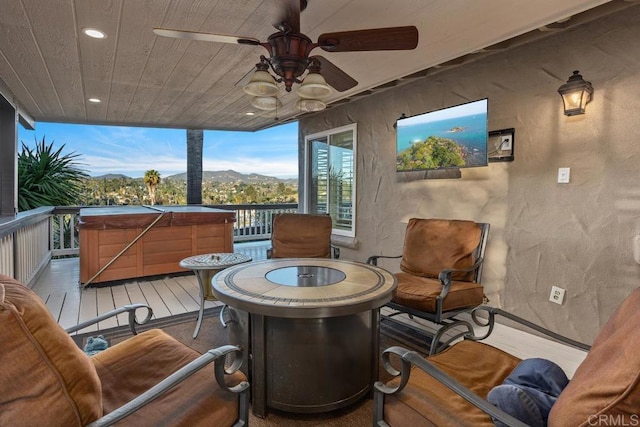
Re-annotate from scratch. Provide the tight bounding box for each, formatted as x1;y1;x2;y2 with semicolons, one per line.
143;169;161;205
18;136;89;211
186;129;203;204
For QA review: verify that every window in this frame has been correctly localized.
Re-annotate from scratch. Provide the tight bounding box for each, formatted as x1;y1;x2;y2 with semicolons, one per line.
304;124;356;237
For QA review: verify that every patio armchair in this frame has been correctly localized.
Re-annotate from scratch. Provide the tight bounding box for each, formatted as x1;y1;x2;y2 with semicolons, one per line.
367;218;489;354
373;287;640;426
0;274;249;427
267;212;340;259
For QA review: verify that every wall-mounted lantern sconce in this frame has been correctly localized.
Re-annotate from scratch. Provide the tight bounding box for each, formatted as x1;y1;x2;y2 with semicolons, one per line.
557;70;593;116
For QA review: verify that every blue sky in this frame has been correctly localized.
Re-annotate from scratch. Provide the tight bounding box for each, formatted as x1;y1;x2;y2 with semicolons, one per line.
398;98;488;126
18;121;299;179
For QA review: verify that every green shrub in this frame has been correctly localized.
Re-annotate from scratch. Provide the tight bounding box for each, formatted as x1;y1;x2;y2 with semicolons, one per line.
18;137;89;211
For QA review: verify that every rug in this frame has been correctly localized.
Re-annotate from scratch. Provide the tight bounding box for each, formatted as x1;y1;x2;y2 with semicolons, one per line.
74;308;434;426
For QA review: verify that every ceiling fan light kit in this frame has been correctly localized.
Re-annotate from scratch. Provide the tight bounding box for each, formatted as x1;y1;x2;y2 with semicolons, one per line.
243;54;331;112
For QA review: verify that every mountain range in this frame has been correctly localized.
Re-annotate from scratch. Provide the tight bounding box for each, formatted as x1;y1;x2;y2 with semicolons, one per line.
92;170;297;184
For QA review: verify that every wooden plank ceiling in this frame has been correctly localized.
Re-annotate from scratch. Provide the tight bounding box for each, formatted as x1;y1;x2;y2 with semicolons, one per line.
0;0;617;131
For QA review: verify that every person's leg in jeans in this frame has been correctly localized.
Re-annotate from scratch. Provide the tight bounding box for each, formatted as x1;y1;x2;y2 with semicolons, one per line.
487;358;569;427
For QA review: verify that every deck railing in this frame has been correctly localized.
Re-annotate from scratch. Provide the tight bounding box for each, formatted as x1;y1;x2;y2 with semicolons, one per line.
207;203;298;241
0;207;53;285
0;203;298;284
50;207;82;257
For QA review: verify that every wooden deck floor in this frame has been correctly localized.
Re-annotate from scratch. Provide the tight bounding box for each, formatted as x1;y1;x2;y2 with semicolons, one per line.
31;240;269;333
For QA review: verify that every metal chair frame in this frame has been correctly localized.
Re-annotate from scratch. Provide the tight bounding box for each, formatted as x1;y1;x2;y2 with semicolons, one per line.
66;305;249;427
373;305;591;426
367;221;490;355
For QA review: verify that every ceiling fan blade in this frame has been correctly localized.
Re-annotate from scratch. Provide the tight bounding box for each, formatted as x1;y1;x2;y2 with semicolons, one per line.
318;26;418;52
153;28;261;46
311;56;358;92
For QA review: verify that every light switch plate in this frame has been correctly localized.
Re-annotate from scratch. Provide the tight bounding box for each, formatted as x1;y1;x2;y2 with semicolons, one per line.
558;167;570;184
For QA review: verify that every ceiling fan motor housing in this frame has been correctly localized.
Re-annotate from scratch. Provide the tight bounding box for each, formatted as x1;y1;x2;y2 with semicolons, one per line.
265;32;315;91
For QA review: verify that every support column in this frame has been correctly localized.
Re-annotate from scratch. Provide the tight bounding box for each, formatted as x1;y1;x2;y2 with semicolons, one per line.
186;129;203;205
0;93;18;217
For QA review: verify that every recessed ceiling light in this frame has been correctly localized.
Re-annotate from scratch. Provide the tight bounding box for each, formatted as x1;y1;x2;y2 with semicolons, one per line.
245;112;256;116
88;98;102;103
83;28;107;39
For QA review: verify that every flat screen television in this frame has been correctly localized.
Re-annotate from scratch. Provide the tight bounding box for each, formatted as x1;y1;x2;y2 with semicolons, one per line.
396;98;488;172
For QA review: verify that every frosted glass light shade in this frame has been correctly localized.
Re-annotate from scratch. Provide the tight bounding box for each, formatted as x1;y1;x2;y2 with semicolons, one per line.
250;96;282;111
296;97;326;112
243;70;279;97
296;72;332;99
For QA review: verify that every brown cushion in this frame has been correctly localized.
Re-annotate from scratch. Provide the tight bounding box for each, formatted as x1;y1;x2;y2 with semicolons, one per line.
383;340;521;426
549;288;640;426
393;272;484;313
270;213;332;258
400;218;482;281
93;329;246;426
0;275;102;426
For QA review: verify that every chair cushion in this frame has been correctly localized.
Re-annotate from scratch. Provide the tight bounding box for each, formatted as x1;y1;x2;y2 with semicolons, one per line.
549;288;640;426
271;213;332;258
0;275;102;426
93;329;246;426
383;340;521;427
400;218;482;281
393;272;484;313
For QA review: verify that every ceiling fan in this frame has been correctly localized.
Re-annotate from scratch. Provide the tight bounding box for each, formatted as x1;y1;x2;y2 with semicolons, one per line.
153;0;418;110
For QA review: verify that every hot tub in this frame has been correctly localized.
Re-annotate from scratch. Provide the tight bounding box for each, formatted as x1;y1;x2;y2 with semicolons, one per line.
78;206;235;285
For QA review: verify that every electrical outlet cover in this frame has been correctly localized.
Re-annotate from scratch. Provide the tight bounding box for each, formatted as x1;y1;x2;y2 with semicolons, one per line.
550;286;566;304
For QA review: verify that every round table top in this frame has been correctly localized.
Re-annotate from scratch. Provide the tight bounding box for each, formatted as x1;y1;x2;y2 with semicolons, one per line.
179;253;252;270
212;258;397;318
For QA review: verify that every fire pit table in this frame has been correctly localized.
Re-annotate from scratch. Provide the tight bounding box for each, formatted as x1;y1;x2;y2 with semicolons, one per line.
212;258;396;417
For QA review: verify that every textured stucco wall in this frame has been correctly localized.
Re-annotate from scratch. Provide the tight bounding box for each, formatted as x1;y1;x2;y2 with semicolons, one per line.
298;5;640;344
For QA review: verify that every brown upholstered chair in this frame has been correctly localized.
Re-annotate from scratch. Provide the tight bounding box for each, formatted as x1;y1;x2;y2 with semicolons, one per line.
373;288;640;426
267;212;339;259
0;274;249;427
367;218;489;354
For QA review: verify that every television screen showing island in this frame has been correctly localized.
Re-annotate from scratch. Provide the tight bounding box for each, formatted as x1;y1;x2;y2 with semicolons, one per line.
396;99;488;172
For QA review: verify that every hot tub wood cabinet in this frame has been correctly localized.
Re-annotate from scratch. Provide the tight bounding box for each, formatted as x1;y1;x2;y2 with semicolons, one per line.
78;206;235;285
